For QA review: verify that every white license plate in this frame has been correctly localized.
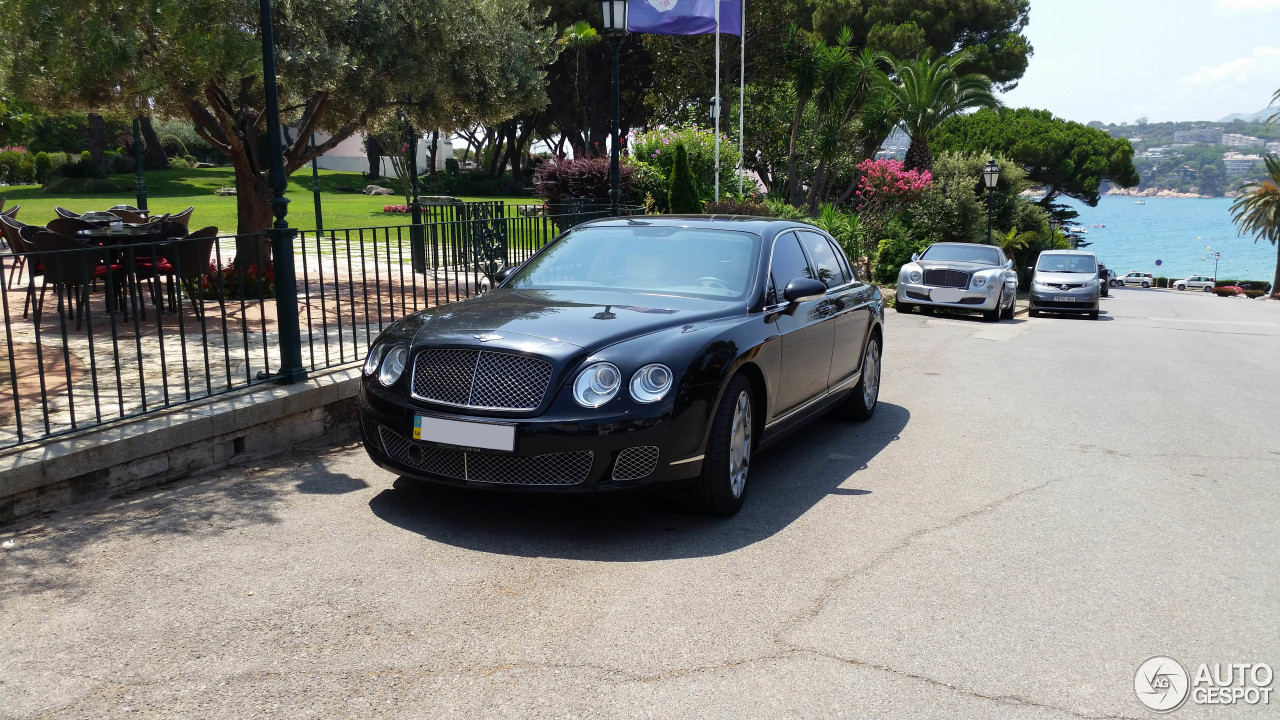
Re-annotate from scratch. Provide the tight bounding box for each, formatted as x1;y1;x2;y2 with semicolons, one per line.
930;288;966;303
1053;296;1076;302
414;415;515;452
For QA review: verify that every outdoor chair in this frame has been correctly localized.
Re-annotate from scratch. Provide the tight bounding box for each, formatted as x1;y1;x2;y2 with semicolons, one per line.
1;205;18;218
1;215;40;299
48;217;101;237
54;207;82;219
169;207;195;229
109;204;142;212
108;209;148;224
30;231;127;330
144;226;221;318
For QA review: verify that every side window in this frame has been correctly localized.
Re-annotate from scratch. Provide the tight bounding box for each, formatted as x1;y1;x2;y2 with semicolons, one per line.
767;233;813;305
799;231;847;289
826;237;858;283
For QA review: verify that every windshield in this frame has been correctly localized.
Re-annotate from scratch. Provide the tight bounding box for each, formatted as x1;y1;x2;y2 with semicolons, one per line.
507;226;762;299
920;244;1002;265
1037;254;1098;273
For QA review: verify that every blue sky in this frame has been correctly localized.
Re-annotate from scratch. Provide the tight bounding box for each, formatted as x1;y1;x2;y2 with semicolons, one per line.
1001;0;1280;123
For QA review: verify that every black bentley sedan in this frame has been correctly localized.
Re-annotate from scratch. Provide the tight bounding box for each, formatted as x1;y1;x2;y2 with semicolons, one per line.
358;216;885;515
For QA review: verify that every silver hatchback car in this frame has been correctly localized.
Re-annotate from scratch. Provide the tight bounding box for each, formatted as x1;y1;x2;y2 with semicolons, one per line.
1027;250;1102;319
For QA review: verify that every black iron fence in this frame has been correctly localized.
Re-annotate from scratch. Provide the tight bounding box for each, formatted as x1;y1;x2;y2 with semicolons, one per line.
0;201;642;448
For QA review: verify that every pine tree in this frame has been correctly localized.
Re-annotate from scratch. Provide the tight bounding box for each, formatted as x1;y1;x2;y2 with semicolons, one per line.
667;142;702;214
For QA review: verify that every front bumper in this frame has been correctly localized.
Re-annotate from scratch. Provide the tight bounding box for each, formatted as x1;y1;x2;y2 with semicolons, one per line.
358;385;708;492
1028;286;1101;313
897;283;1002;311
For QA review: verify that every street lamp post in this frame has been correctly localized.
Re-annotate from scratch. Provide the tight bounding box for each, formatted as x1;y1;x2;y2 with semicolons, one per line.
1205;246;1220;280
600;1;628;217
982;159;1000;245
259;0;306;384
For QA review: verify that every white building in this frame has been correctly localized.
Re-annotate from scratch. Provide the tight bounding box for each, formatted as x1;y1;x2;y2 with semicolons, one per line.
1221;133;1263;149
287;128;453;175
1224;152;1263;175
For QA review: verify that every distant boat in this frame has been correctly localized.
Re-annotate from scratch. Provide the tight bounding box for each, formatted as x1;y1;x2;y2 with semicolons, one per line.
1134;200;1147;205
1069;226;1088;233
1092;224;1106;228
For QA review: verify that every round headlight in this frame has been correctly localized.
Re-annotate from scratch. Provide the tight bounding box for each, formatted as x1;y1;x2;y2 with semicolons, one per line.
573;362;621;408
378;345;408;386
363;344;386;376
908;269;922;283
630;364;673;404
973;275;988;288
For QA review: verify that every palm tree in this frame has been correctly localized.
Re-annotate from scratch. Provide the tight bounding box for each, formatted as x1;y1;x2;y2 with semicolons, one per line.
560;21;600;155
879;51;1000;171
1230;154;1280;294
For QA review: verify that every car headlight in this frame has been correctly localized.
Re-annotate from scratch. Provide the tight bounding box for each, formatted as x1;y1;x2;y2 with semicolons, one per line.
573;362;621;408
1033;280;1051;289
378;345;408;386
363;344;386;376
972;275;988;289
630;364;673;404
1084;278;1099;288
908;269;922;283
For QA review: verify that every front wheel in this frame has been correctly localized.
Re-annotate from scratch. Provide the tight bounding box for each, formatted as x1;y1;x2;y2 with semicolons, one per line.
1176;284;1185;291
1142;282;1150;288
894;301;912;314
695;376;754;516
1028;307;1040;317
1001;290;1016;320
839;333;881;421
1089;310;1100;320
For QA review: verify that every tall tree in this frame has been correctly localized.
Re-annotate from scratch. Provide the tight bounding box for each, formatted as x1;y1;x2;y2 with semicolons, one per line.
1230;154;1280;294
933;108;1140;206
878;51;999;171
809;0;1033;90
3;0;556;250
560;21;601;154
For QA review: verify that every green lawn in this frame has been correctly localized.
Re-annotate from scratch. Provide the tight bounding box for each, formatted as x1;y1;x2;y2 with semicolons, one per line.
0;167;535;236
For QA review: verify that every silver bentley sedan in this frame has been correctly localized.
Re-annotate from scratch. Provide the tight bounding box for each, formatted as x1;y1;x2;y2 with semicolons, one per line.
895;242;1018;321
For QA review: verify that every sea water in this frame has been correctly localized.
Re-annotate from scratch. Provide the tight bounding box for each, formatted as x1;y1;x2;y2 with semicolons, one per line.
1058;196;1277;283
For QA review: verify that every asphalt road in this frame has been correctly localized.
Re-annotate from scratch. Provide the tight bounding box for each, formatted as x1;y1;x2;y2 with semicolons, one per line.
2;287;1278;719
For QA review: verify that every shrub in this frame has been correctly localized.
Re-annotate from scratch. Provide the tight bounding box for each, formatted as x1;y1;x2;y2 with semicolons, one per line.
1212;285;1243;297
34;152;52;183
1243;289;1265;298
445;157;460;177
630;125;740;199
107;151;134;174
168;156;193;169
875;234;926;284
813;204;865;269
629;160;669;213
199;262;276;300
0;151;21;184
531;156;633;205
1155;276;1169;288
159;133;188;159
43;175;133;194
1217;279;1272;293
667;143;701;214
764;198;809;221
705;198;773;216
382;204;412;213
17;154;36;184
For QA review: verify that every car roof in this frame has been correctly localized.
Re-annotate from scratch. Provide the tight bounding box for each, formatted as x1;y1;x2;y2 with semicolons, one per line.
576;214;818;237
1040;249;1097;256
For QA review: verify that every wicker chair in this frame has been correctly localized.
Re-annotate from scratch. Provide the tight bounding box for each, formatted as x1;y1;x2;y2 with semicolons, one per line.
0;205;18;218
54;207;82;219
144;226;221;317
169;207;195;229
109;204;142;212
48;217;101;237
108;209;148;224
30;231;127;330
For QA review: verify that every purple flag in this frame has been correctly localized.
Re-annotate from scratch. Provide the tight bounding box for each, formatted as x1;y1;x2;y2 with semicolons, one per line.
628;0;742;36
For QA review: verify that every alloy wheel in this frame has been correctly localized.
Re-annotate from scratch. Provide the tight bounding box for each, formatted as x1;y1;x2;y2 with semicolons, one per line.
862;339;881;409
728;391;752;498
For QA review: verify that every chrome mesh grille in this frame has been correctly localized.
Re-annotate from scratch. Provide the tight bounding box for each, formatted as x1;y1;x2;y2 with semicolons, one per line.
411;349;553;411
377;426;591;486
612;446;660;481
922;269;971;288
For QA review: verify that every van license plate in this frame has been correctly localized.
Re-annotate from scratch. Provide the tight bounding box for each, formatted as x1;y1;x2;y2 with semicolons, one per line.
1053;296;1075;302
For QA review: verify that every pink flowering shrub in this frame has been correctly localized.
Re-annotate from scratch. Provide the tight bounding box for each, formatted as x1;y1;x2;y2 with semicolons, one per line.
382;204;411;213
1211;285;1244;297
854;158;932;205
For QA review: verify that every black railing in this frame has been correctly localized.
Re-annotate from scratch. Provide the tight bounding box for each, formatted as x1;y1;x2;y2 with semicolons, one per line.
0;201;641;448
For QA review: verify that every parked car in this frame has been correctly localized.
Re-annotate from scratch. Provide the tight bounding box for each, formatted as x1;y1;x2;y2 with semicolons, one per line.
1098;264;1112;297
358;216;885;516
1122;272;1155;288
895;242;1018;321
1027;250;1103;319
1105;269;1120;287
1175;275;1215;292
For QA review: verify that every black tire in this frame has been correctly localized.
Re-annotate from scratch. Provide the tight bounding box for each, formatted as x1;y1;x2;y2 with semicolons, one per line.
894;301;912;313
1089;310;1100;320
695;375;754;516
1028;307;1040;317
1001;291;1016;320
1203;285;1212;292
1142;282;1150;288
839;332;881;421
1176;284;1185;291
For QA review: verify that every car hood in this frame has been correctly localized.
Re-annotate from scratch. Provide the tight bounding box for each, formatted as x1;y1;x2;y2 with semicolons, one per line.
409;288;739;356
1035;272;1096;285
916;260;1001;271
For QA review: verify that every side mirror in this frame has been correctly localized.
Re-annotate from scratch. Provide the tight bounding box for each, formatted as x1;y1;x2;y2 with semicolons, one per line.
494;266;514;284
783;277;827;304
910;253;920;262
1004;259;1013;269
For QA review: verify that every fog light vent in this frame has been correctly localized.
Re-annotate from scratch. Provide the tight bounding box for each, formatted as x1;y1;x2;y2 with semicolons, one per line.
612;446;660;481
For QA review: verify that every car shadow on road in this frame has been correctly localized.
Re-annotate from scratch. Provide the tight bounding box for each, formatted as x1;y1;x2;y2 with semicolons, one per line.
367;403;910;561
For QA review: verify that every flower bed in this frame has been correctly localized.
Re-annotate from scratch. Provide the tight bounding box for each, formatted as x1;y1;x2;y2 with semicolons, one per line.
1211;285;1243;297
382;204;412;214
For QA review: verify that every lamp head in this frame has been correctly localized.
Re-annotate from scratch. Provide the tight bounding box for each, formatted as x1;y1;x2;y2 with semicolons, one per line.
600;0;629;35
982;159;1001;189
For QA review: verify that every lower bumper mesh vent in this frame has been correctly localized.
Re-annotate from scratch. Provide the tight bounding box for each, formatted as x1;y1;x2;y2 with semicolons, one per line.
612;446;660;481
377;426;592;486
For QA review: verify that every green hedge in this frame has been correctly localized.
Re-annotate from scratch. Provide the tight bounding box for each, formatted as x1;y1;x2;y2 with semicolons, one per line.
1155;276;1169;288
1215;279;1272;293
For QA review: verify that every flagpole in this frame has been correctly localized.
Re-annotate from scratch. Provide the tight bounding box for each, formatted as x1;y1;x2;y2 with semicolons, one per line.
739;0;745;196
714;0;721;203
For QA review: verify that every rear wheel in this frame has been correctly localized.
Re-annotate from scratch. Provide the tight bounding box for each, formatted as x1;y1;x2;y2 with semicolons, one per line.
1142;282;1150;288
839;333;881;421
1203;285;1212;292
695;376;753;516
